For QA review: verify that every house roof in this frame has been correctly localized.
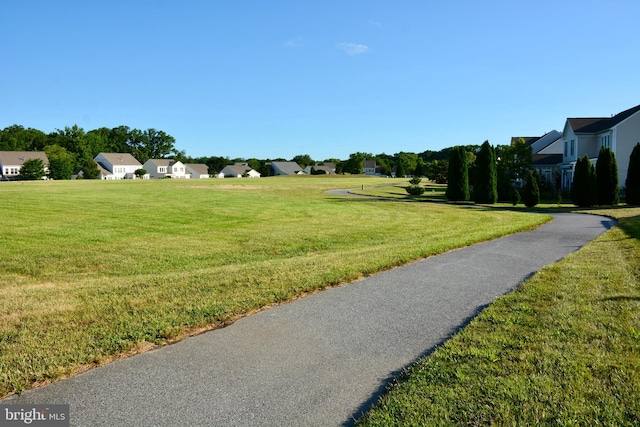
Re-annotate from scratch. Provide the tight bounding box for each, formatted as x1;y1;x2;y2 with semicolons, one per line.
271;161;303;175
532;153;563;166
146;159;180;167
0;151;49;165
363;160;376;168
185;163;209;175
96;152;141;166
224;164;252;175
568;103;640;134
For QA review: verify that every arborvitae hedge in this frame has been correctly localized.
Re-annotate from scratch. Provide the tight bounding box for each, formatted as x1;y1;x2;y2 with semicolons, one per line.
522;170;540;207
572;155;597;207
596;146;619;205
473;140;497;204
625;143;640;205
446;146;469;201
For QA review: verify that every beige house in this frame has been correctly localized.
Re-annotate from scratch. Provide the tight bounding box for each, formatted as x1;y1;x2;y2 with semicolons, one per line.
185;163;210;179
0;151;49;180
143;159;188;179
216;163;260;178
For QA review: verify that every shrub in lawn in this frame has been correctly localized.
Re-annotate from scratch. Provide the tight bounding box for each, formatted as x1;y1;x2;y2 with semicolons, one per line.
572;155;597;207
405;185;425;196
19;158;46;180
596;146;619;205
473;140;498;204
512;189;521;206
409;177;422;185
522;170;540;207
446;146;469;201
626;142;640;205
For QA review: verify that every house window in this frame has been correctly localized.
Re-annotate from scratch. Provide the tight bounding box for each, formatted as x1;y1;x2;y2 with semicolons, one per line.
564;140;568;157
570;139;575;156
601;135;610;148
159;167;167;173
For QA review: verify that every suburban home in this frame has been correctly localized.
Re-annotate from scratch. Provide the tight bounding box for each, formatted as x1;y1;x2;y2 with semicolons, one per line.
0;151;49;180
270;161;304;176
216;163;261;178
185;163;210;179
303;162;336;175
143;159;188;179
511;130;564;188
363;160;377;175
560;103;640;190
94;152;145;180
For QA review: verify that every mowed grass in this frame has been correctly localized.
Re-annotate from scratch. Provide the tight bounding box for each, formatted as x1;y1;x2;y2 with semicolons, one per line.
0;176;548;398
358;207;640;426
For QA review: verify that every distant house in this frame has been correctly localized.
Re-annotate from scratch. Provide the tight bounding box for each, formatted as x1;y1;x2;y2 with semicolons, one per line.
271;161;304;176
94;153;144;180
143;159;188;179
185;163;210;179
303;162;336;175
560;104;640;190
0;151;49;180
217;163;261;178
511;131;564;188
363;160;377;175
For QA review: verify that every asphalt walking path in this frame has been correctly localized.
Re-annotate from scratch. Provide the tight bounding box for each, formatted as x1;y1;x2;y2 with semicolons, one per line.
2;213;614;426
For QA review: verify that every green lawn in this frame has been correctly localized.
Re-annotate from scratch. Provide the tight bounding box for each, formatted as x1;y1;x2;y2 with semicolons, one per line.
358;207;640;426
0;176;548;398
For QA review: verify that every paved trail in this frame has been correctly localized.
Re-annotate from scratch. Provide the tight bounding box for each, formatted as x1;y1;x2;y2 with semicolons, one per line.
2;213;614;426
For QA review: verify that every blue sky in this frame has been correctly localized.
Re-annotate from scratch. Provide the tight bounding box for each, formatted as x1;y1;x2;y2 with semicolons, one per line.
2;1;639;161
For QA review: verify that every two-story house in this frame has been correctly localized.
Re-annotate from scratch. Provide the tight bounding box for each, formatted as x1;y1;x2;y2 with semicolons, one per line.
560;104;640;190
143;159;188;179
94;153;144;180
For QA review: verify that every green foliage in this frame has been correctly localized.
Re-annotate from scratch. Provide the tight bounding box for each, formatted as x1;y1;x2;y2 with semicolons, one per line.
45;144;75;180
134;169;147;178
596;146;619;205
395;152;419;177
344;152;369;174
291;154;314;168
408;177;422;185
473;140;498;204
426;159;448;184
496;138;533;198
572;155;597;207
81;157;101;179
626;143;640;205
512;189;521;206
405;185;425;195
446;146;469;201
19;158;46;180
521;170;540;207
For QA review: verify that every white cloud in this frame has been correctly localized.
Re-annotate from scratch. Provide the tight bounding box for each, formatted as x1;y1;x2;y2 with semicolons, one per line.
337;42;369;55
283;38;303;48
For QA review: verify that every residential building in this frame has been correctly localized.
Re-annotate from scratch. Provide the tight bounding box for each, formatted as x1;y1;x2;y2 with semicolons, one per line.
0;151;49;180
217;163;261;178
143;159;188;179
271;161;303;176
185;163;210;179
94;153;144;180
303;163;336;175
560;104;640;190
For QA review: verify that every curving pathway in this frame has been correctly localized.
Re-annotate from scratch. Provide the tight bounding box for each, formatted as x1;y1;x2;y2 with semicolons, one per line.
2;213;614;426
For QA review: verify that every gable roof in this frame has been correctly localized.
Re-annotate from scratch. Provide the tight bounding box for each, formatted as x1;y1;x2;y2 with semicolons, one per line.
568;103;640;134
145;159;180;167
96;152;141;166
271;161;303;175
532;153;563;166
224;164;252;175
185;163;209;175
0;151;49;166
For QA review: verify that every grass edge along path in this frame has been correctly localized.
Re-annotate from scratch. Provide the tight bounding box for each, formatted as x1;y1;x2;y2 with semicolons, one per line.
0;177;549;399
357;208;640;426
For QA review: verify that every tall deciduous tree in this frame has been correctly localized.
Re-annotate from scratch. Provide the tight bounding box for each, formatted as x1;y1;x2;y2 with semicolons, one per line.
45;144;75;180
625;142;640;205
572;155;597;207
596;146;619;205
473;140;497;204
446;146;469;201
128;128;176;163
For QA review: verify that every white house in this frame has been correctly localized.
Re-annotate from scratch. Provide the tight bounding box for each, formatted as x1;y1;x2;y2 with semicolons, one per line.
303;163;336;175
185;163;210;179
217;163;260;178
94;153;144;180
271;161;303;176
143;159;188;179
560;104;640;190
0;151;49;180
